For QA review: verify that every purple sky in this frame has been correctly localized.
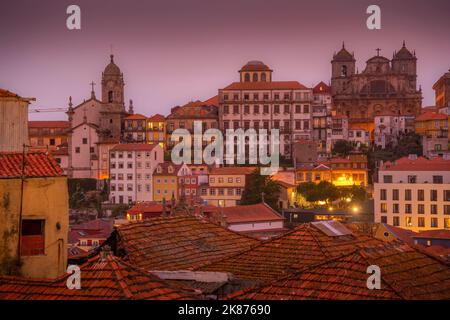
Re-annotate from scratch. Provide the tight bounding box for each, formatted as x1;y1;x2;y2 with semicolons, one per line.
1;0;449;121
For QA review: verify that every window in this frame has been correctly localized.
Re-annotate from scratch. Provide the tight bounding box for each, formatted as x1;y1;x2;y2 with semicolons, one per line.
444;190;450;202
218;188;224;196
405;189;412;201
405;216;413;227
244;73;250;82
254;105;259;114
445;218;450;229
381;216;387;223
75;147;80;153
405;204;412;214
392;189;399;201
295;105;301;113
431;190;438;201
236;188;242;195
393;203;399;214
445;205;450;215
244;105;250;114
431;204;438;215
418;204;425;214
233;105;239;114
431;218;438;228
418;217;425;228
380;189;387;200
21;220;45;256
274;105;280;114
108;91;113;102
284;105;290;114
263;105;269;114
303;105;310;113
383;175;393;183
407;175;417;184
49;138;55;146
433;175;443;184
380;203;387;213
227;189;234;196
223;105;229;114
210;188;216;196
393;216;400;226
82;138;88;144
417;190;424;201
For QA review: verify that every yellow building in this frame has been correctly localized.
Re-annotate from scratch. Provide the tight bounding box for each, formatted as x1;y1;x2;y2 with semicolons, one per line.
152;162;191;202
296;155;368;187
415;111;448;139
200;167;256;207
147;114;166;149
0;152;68;278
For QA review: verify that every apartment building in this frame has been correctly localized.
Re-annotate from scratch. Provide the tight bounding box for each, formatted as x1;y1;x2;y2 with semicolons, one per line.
109;144;163;204
348;125;370;148
330;114;349;147
200;166;256;207
28;121;70;152
415;111;449;157
296;154;368;187
218;61;313;159
312;82;333;154
374;113;415;149
146;114;166;149
152;162;191;202
374;155;450;231
122;114;147;143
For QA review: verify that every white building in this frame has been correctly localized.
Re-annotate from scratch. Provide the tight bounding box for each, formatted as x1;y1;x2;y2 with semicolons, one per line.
312;82;333;155
109;144;163;204
218;61;313;159
348;125;370;148
374;155;450;231
330;114;348;146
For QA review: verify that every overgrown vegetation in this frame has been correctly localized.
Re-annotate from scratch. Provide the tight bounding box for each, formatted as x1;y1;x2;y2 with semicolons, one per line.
241;169;281;211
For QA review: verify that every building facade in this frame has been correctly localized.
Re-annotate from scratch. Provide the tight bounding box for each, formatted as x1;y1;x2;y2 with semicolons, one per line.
374;155;450;231
146;114;166;149
28;121;70;152
152;162;191;202
109;144;163;204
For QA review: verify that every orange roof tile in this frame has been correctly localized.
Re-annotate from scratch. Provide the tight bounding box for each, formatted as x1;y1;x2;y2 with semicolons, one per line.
223;81;308;91
414;230;450;240
147;114;166;122
125;113;147;120
198;222;390;281
28;121;70;128
239;61;272;72
0;152;63;178
416;111;447;121
381;156;450;172
228;244;450;300
209;166;257;175
222;203;284;224
0;254;199;300
203;95;219;106
110;143;159;152
113;215;260;271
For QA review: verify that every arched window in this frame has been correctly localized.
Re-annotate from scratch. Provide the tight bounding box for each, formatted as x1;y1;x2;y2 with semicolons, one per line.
252;73;258;82
244;73;250;82
261;73;267;82
108;91;114;103
341;65;348;77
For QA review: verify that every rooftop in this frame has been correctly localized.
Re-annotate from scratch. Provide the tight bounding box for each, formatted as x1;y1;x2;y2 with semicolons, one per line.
222;203;284;224
0;254;199;300
312;81;331;94
223;81;308;91
124;113;147;120
381;156;450;172
110;143;159;152
239;60;272;72
112;215;260;271
28;121;70;128
209;166;257;175
147;114;166;122
0;152;63;178
415;110;448;121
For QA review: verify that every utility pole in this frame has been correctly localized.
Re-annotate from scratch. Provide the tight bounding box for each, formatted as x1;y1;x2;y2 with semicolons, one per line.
17;144;28;264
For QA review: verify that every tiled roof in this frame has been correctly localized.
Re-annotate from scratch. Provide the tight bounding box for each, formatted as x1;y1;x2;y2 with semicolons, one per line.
147;114;166;122
0;254;199;300
69;219;114;244
209;166;257;175
199;222;390;281
222;203;284;224
229;245;450;300
128;202;164;215
28;121;70;128
223;81;308;91
416;111;447;121
153;162;184;176
110;143;159;152
203;95;219;106
240;61;272;72
414;230;450;240
114;215;260;271
0;152;63;178
124;113;147;120
167;101;218;119
312;81;331;94
381;156;450;172
0;88;34;101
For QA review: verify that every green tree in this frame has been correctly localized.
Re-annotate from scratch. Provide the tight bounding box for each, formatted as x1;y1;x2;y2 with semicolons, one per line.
241;169;280;210
332;140;354;157
296;181;339;204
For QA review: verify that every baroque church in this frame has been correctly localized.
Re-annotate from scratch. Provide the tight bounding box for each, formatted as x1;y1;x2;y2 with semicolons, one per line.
331;42;422;132
66;54;132;179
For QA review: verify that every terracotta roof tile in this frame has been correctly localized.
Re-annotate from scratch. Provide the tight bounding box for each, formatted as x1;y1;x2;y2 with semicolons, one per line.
0;254;199;300
416;111;447;121
199;222;388;281
110;143;159;152
147;114;166;122
381;156;450;172
209;166;257;175
28;121;70;128
223;81;308;91
114;215;260;271
229;244;450;300
203;95;219;106
0;152;63;178
222;203;284;224
124;114;147;120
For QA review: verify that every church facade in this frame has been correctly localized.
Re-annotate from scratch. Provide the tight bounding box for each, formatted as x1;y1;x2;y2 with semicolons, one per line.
67;55;131;179
331;42;422;136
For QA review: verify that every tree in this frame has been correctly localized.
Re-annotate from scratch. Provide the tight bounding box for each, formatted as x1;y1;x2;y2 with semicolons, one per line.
296;181;339;204
332;140;354;157
240;169;280;211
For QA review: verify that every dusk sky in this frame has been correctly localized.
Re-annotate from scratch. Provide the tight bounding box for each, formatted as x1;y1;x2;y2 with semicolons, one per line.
1;0;449;121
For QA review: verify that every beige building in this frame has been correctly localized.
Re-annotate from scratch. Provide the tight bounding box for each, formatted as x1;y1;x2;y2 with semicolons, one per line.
0;152;68;278
219;61;313;159
200;166;256;207
374;155;450;231
28;121;70;152
0;89;34;152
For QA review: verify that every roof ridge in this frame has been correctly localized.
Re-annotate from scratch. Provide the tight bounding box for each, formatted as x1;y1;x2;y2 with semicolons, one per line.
108;256;134;299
